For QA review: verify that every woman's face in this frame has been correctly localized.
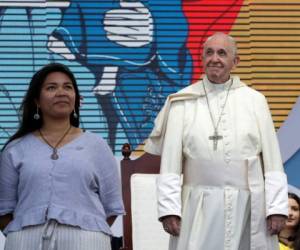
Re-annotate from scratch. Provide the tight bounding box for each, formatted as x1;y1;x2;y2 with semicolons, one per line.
36;71;76;121
286;197;300;229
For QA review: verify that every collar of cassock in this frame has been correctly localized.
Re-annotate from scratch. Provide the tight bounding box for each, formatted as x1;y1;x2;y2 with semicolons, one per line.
202;75;245;95
168;75;246;102
204;75;234;93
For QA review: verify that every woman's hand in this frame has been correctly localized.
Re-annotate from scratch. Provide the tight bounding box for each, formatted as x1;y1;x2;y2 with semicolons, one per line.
0;214;13;231
107;215;117;226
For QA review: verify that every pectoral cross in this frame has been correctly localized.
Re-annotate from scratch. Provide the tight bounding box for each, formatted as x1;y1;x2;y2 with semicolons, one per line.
209;130;223;151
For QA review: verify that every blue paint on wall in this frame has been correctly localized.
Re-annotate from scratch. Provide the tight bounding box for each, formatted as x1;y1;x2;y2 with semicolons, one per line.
0;1;192;152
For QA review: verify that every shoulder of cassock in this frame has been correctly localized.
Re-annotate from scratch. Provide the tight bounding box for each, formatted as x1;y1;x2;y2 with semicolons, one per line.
144;75;246;155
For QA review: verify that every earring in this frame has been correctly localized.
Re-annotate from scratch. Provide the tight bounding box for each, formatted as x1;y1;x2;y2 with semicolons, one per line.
73;110;78;119
33;106;40;120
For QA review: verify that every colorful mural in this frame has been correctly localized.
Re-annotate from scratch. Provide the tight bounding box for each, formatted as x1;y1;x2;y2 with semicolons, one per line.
0;0;300;187
0;0;194;152
51;0;193;151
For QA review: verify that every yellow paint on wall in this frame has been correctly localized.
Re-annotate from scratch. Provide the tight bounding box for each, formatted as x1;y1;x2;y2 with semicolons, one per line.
230;0;300;129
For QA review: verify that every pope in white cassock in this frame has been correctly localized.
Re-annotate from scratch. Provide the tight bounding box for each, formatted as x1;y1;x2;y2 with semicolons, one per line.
144;33;289;250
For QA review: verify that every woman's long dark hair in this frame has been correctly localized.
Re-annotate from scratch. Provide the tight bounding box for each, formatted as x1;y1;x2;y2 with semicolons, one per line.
3;63;80;149
289;192;300;250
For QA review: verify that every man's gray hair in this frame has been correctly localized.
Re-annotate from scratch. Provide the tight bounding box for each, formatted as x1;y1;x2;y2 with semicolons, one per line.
203;32;238;56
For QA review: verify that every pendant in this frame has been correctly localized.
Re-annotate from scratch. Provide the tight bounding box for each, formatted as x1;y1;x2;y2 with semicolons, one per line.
208;130;223;151
51;149;59;160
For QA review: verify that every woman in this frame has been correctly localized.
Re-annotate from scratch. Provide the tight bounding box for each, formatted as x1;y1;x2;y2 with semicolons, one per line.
0;63;124;250
279;193;300;250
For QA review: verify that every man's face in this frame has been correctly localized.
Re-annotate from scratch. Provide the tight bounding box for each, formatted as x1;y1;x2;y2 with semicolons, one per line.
202;35;239;84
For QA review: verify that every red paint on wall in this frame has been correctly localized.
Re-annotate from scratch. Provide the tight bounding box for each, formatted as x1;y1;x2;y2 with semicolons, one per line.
183;0;244;82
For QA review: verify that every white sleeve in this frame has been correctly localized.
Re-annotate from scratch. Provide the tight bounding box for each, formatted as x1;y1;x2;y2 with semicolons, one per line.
157;101;184;219
255;94;288;217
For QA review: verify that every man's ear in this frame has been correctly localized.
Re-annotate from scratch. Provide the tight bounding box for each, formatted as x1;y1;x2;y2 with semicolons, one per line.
234;55;240;65
232;55;240;69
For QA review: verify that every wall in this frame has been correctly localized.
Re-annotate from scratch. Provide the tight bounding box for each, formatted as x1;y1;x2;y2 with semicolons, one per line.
0;0;299;152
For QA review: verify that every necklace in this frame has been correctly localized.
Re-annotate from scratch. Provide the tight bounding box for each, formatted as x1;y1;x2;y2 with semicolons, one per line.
39;126;72;160
202;78;233;151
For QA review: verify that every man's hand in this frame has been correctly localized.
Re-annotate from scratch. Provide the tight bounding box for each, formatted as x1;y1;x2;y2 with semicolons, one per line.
161;215;181;237
267;214;287;235
104;0;153;47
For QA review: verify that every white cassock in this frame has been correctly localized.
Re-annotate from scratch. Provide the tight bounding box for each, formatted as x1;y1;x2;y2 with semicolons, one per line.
144;75;288;250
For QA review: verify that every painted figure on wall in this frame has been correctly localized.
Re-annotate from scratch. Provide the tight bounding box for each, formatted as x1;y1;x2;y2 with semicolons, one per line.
49;0;193;150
